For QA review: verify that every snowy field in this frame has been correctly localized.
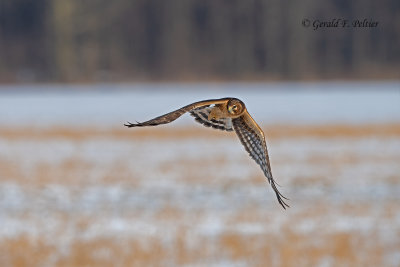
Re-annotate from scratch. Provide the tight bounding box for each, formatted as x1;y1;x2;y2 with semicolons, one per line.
0;82;399;266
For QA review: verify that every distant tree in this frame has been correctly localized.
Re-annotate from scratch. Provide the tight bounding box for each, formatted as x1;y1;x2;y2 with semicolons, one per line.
0;0;399;82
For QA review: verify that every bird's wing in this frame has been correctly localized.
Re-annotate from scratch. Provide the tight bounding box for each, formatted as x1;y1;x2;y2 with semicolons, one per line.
189;106;233;131
124;99;229;128
232;110;289;209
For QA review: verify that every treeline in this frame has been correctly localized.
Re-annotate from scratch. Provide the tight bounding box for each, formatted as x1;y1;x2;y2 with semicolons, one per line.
0;0;399;82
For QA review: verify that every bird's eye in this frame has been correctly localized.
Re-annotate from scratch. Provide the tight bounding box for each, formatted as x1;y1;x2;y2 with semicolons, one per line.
228;104;239;114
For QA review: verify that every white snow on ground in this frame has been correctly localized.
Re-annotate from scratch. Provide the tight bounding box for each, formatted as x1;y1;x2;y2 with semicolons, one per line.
0;136;399;237
0;83;400;266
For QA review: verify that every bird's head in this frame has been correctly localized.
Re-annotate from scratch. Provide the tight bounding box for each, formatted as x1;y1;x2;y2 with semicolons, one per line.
227;98;245;116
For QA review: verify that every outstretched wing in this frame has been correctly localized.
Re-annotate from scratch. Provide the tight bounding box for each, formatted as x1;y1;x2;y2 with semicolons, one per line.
124;99;229;128
232;111;289;209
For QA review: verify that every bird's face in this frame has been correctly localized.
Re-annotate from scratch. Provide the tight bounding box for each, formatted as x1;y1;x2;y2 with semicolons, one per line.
227;98;245;116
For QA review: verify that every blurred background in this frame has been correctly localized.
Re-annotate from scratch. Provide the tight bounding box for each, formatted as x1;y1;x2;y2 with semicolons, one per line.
0;0;399;82
0;1;400;267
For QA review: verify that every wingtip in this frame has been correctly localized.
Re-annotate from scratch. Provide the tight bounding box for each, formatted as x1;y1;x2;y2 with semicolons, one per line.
270;179;290;209
124;121;136;127
281;200;290;209
278;197;290;210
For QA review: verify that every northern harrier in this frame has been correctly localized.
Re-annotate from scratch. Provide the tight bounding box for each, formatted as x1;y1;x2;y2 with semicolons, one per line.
125;97;289;209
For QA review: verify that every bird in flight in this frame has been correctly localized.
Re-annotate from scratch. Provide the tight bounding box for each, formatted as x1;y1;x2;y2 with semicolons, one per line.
125;97;289;209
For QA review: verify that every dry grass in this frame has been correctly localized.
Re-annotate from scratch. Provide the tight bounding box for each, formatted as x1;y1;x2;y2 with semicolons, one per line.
1;123;400;141
0;124;399;266
0;220;394;267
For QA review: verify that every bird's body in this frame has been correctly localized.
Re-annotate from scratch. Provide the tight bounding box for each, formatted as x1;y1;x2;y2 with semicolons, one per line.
125;97;289;209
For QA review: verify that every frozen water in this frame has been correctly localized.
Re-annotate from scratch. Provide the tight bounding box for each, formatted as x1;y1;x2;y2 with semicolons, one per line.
0;82;399;127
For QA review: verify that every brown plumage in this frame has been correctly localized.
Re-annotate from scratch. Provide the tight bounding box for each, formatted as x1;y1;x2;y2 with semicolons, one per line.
125;97;289;209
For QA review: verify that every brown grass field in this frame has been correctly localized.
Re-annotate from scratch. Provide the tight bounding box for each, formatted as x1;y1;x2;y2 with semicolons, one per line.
0;124;399;267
